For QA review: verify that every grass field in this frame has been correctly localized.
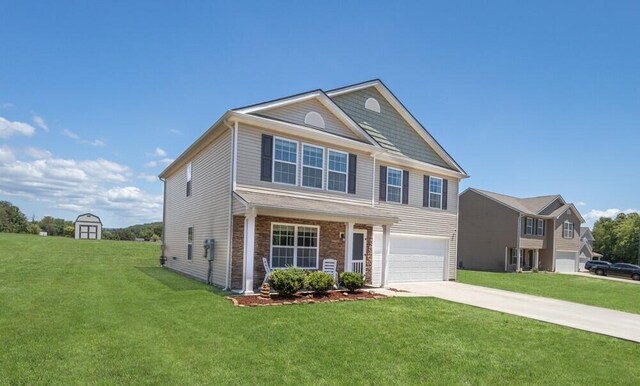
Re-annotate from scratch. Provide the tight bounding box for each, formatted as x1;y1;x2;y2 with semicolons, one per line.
2;233;640;385
458;269;640;314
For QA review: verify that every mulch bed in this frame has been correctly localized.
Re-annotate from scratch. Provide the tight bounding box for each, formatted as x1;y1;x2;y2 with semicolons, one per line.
228;290;386;307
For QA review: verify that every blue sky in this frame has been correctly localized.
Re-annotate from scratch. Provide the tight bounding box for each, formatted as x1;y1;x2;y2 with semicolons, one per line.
1;1;638;227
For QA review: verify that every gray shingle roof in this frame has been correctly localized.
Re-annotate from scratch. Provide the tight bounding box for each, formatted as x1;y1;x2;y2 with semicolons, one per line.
471;189;559;215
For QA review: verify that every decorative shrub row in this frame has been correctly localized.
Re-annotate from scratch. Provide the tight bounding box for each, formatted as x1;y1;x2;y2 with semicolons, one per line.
269;268;365;296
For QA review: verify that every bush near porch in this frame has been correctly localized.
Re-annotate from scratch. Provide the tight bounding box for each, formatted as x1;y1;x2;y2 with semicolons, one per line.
2;233;640;385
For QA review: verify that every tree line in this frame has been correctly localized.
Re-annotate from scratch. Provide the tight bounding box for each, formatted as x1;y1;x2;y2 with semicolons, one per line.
0;200;162;241
593;212;640;264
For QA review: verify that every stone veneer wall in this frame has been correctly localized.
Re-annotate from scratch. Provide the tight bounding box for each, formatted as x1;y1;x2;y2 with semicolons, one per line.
230;214;373;291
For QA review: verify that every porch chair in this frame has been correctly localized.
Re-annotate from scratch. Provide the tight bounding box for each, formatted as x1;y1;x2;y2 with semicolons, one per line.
262;257;272;286
322;259;339;288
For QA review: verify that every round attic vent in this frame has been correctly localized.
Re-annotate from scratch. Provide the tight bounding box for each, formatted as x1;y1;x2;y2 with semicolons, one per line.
304;111;325;128
365;97;381;113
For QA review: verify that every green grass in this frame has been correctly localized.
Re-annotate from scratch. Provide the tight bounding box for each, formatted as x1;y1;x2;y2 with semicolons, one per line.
458;269;640;314
2;233;640;385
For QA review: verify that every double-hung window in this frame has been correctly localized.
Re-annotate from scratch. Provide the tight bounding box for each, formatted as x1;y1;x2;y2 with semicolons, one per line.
273;138;298;185
302;144;324;189
271;224;319;269
536;219;544;236
328;150;348;192
386;167;402;203
187;226;193;260
563;221;574;238
525;217;534;235
186;163;192;197
429;177;443;209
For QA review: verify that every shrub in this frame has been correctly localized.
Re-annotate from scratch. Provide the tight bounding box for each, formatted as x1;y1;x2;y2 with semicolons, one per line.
269;267;306;297
340;272;365;292
304;271;334;294
532;267;539;273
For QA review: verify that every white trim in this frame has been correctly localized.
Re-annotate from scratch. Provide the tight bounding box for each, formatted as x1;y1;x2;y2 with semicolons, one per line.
536;219;544;236
428;176;443;209
243;208;257;294
270;222;320;269
345;222;355;273
563;221;574;239
327;149;349;193
386;166;403;204
187;226;194;261
301;143;325;190
272;136;299;186
525;217;534;235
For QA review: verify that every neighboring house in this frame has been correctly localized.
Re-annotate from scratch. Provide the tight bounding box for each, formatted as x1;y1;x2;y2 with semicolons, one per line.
74;213;102;240
579;227;602;269
458;189;585;273
159;79;468;293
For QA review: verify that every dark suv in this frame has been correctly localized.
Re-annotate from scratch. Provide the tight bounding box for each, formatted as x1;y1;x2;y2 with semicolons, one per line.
590;263;640;281
584;260;611;271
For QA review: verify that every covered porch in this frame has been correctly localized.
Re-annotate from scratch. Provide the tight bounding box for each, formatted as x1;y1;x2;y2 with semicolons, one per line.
507;247;553;272
231;190;398;293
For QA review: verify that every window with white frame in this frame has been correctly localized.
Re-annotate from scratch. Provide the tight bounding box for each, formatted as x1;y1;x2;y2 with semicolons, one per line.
273;138;298;185
186;162;192;197
429;176;443;208
328;150;348;192
302;144;324;189
187;226;193;260
563;221;574;238
525;217;533;235
271;224;319;269
386;167;402;203
510;248;519;265
536;219;544;236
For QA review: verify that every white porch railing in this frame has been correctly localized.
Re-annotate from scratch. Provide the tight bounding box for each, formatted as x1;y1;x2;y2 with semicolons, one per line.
352;261;364;276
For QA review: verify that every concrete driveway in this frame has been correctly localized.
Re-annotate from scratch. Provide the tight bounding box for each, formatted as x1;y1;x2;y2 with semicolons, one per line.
376;282;640;343
564;271;640;285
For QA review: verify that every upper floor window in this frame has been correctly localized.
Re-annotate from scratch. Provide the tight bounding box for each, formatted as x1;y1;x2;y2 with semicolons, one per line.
563;221;574;238
273;138;298;185
328;150;348;192
429;177;443;209
304;111;325;129
525;217;534;235
302;144;324;189
386;167;403;203
186;163;192;197
536;219;545;236
187;226;193;260
365;97;381;113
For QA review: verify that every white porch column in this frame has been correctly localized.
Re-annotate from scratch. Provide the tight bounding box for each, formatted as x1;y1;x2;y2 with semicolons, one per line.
345;222;354;272
534;249;540;270
516;248;522;272
381;224;391;287
243;208;257;294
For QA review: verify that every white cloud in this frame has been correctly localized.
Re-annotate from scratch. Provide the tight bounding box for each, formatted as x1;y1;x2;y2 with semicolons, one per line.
154;147;167;157
0;146;162;225
0;117;36;138
169;129;182;135
144;158;173;168
584;208;640;224
62;128;79;139
32;115;49;132
137;173;159;182
576;201;587;206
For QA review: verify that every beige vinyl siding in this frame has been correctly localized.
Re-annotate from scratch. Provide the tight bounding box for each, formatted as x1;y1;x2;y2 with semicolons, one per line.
235;124;373;203
258;98;360;140
554;209;582;253
519;217;547;249
164;128;232;286
539;198;564;215
372;162;460;282
232;196;246;215
458;190;519;272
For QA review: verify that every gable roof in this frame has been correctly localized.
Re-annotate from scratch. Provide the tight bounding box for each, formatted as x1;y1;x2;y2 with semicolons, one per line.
74;213;101;224
326;79;466;174
233;89;377;145
464;188;584;222
580;227;594;240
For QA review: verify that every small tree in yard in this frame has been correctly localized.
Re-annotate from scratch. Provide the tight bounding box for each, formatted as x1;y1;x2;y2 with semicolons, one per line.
340;272;365;293
269;267;306;297
304;271;334;295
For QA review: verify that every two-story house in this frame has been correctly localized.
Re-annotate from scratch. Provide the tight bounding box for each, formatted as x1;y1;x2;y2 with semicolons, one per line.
579;227;602;270
159;80;468;293
458;188;585;273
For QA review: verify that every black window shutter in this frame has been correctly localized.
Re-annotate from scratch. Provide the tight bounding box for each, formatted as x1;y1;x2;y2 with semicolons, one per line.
260;134;273;181
402;170;409;204
423;176;430;207
348;154;357;194
442;179;448;210
379;166;387;201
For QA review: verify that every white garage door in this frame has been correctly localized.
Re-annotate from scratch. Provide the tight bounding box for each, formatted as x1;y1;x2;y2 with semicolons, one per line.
556;251;578;272
373;233;448;284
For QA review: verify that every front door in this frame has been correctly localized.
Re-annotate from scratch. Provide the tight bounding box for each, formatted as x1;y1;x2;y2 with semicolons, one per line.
351;231;366;276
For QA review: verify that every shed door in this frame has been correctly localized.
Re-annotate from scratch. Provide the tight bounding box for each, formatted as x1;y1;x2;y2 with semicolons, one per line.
556;251;578;272
80;225;98;239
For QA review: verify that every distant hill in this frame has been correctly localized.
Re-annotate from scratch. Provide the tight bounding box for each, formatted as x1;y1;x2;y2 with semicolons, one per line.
103;221;162;241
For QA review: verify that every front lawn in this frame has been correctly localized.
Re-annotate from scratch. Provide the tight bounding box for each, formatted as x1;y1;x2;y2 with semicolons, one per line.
2;233;640;385
458;269;640;314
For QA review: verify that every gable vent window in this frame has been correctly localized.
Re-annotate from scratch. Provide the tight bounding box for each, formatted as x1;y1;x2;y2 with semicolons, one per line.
186;162;192;197
304;111;325;129
364;97;381;113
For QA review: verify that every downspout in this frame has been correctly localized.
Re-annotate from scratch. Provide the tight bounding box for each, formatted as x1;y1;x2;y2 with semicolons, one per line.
371;154;377;208
223;119;236;290
159;177;167;267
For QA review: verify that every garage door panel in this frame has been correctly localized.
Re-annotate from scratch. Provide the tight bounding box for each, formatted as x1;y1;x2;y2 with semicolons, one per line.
556;251;578;273
373;232;447;283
